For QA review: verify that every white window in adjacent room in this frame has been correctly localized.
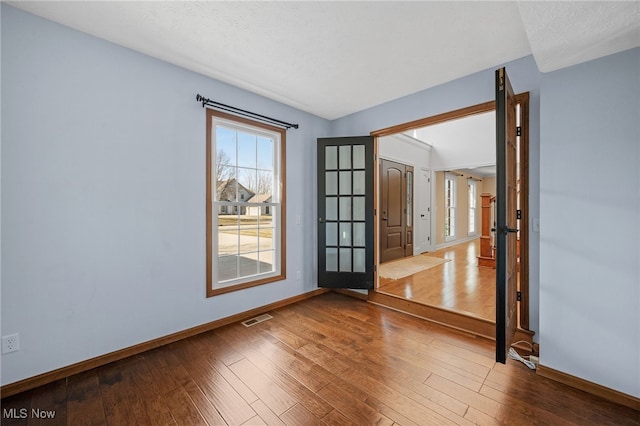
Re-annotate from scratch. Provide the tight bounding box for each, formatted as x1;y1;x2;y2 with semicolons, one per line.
468;179;477;235
444;173;456;241
207;109;286;297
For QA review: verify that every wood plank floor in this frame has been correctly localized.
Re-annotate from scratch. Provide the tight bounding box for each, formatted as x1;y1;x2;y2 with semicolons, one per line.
2;293;637;425
378;240;496;321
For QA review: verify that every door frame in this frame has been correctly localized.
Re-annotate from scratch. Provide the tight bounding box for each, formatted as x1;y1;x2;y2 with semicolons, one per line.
370;94;530;330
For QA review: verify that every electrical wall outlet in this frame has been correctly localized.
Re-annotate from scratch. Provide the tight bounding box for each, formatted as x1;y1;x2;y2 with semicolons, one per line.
2;333;20;354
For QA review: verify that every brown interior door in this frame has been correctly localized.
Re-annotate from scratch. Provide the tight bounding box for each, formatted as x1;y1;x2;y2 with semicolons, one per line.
380;159;405;263
405;167;414;257
495;67;519;363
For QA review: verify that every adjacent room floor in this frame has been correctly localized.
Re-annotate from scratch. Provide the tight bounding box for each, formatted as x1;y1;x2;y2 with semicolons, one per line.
378;239;496;321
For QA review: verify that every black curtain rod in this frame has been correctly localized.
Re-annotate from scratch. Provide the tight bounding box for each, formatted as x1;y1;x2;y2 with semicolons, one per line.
196;94;299;130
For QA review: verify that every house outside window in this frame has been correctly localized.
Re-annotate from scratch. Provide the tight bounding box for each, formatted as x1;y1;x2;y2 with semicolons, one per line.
207;109;286;296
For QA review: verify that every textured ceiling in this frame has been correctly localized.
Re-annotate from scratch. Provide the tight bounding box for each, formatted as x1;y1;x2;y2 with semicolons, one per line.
8;1;640;120
518;1;640;72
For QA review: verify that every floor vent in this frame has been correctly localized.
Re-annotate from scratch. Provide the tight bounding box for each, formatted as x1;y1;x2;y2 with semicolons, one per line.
241;313;273;327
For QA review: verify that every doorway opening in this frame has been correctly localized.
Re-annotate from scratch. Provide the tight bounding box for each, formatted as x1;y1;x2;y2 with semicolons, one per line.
370;94;530;334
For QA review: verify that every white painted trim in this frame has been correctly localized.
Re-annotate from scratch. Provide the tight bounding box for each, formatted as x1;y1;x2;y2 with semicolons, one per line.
433;235;480;252
394;133;433;150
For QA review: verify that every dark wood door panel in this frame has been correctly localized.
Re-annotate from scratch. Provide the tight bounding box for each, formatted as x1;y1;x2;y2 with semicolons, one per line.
386;168;403;227
495;67;518;363
380;159;406;263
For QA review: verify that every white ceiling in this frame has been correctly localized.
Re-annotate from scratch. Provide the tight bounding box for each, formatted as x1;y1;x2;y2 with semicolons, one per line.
458;165;497;178
8;1;640;120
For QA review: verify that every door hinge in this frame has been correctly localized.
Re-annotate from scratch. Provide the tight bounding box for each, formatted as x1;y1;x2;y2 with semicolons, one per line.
374;208;376;216
517;291;522;301
516;209;522;220
516;126;522;137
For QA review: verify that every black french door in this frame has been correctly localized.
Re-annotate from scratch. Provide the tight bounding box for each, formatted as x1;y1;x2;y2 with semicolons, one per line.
317;137;374;289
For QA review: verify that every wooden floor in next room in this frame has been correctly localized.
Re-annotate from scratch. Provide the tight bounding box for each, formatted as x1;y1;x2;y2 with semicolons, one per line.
379;239;496;321
2;292;637;425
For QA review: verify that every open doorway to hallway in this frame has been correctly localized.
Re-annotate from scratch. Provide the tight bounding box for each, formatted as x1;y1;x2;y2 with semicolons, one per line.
372;95;530;331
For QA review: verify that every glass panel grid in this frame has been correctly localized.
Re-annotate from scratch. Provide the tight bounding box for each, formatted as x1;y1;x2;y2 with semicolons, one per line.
339;171;352;195
326;222;338;246
353;197;365;221
353;248;365;273
325;146;337;169
353;223;366;247
339;248;352;272
339;223;352;246
326;197;338;220
326;248;338;271
353;145;365;169
339;197;352;221
326;172;338;195
339;145;352;169
211;116;282;290
353;171;365;195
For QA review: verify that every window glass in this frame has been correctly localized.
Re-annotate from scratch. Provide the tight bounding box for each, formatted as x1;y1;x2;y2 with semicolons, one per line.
207;110;286;296
445;174;457;239
468;180;477;235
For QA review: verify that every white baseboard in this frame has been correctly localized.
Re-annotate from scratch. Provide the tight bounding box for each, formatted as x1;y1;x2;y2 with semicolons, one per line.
432;235;479;251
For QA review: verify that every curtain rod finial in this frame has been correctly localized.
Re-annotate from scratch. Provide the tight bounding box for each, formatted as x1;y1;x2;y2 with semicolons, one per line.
196;94;208;107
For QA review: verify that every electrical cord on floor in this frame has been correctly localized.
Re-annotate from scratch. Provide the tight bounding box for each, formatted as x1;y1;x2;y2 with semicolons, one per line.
508;347;537;370
511;340;533;350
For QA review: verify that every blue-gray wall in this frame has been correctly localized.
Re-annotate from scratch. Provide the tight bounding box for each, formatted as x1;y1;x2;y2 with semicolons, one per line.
539;47;640;397
1;5;330;385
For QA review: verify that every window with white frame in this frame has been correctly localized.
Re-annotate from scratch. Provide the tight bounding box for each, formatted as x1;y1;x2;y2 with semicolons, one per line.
444;173;456;241
207;109;286;296
468;179;477;235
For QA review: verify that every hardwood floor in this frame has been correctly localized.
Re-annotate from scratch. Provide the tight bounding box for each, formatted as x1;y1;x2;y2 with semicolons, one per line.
378;239;496;321
2;292;637;425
